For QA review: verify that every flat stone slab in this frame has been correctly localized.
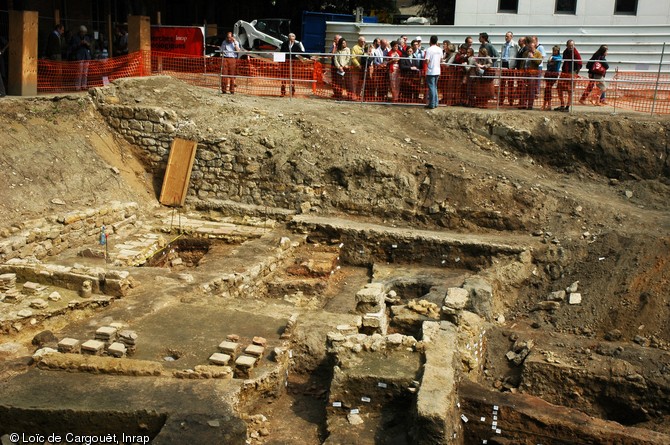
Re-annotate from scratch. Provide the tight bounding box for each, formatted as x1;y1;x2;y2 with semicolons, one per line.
218;341;240;354
209;353;231;366
108;342;127;358
252;336;267;347
244;344;265;357
58;338;80;353
96;326;118;337
444;287;469;310
235;355;257;369
81;340;105;353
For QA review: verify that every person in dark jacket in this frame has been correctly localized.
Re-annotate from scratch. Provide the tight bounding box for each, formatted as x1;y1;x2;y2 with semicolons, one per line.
279;33;305;97
70;25;92;91
580;45;609;106
46;24;64;60
556;39;582;111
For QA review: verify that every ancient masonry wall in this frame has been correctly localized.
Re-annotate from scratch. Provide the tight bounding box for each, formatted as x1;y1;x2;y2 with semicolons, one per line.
0;202;138;263
97;103;306;211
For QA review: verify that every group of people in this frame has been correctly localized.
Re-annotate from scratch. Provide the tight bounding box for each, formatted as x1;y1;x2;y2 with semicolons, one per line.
327;31;610;110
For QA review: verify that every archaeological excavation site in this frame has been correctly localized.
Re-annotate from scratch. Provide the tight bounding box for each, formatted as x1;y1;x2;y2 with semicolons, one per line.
0;76;668;444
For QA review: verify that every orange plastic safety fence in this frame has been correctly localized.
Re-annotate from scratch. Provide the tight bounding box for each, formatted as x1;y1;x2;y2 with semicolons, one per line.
37;52;670;115
38;52;145;93
610;71;670;114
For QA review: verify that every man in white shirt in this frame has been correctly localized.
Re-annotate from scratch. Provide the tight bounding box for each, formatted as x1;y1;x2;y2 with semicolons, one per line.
499;31;519;105
424;35;442;109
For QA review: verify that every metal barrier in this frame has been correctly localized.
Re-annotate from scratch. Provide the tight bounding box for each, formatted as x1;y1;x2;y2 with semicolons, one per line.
36;50;670;116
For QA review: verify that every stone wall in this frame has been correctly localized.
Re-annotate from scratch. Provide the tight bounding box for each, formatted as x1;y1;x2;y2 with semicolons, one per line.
0;202;138;263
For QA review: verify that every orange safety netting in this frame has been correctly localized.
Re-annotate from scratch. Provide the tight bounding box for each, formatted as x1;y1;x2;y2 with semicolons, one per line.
38;52;146;93
610;71;670;114
37;51;670;115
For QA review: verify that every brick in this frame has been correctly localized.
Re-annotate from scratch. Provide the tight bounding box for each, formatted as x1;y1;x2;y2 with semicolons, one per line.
81;340;105;354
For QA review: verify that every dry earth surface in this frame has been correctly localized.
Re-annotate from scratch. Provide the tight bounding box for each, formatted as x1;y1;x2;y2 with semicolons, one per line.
0;76;669;443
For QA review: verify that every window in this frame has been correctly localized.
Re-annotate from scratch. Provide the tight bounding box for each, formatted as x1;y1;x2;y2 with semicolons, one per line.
615;0;638;14
555;0;577;14
498;0;519;13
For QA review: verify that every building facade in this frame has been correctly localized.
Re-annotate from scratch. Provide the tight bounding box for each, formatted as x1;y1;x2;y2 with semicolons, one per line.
454;0;670;26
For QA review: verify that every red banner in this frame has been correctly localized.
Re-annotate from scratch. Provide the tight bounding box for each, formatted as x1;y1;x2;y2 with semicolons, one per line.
151;26;205;56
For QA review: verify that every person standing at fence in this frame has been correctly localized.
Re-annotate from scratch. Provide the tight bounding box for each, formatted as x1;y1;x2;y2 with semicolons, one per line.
520;40;542;109
388;40;402;102
512;37;529;106
498;31;519;106
556;39;582;111
580;45;609;106
372;39;390;101
424;35;442;109
542;45;562;110
220;32;240;94
478;33;498;65
350;36;366;100
46;24;64;61
114;26;128;57
70;26;92;91
333;37;353;100
279;33;304;97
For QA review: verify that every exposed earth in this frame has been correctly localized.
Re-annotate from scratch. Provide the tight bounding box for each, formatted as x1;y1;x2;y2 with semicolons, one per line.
0;76;668;444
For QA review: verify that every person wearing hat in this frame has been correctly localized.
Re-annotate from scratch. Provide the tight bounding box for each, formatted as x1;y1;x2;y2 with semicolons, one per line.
70;25;92;90
415;36;424;56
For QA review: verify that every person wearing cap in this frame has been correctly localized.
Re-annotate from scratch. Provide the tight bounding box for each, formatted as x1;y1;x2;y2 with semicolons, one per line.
414;36;425;58
70;25;92;91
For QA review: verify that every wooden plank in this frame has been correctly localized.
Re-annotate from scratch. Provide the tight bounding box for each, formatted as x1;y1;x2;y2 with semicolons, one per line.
159;138;198;207
8;10;38;96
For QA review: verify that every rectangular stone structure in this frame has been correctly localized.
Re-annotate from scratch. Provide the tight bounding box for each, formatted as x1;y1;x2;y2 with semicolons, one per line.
218;341;240;355
235;355;257;369
81;339;105;355
244;344;265;357
58;338;81;353
108;342;127;358
209;353;231;366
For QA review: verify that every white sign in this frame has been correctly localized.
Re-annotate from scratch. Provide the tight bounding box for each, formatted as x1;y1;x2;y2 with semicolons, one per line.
332;401;342;407
361;397;371;403
273;52;286;62
377;382;387;388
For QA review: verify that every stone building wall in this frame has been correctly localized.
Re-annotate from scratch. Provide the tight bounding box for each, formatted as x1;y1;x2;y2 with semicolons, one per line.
0;202;138;263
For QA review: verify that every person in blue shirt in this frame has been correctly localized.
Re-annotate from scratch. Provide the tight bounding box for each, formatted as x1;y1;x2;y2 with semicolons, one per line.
543;45;562;110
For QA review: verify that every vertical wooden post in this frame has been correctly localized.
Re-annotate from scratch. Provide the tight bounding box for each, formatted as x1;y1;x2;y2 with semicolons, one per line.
8;10;38;96
54;9;60;25
156;11;162;26
128;15;151;75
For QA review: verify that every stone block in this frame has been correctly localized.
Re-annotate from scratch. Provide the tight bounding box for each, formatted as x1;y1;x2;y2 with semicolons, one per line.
244;344;265;357
218;341;240;355
209;352;231;366
57;338;81;353
252;336;267;347
443;287;469;310
568;293;582;305
30;299;49;309
81;339;105;355
235;355;257;369
355;286;385;304
108;342;127;358
95;326;118;339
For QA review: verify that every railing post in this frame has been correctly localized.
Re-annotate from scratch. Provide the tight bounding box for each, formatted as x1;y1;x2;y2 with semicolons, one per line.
218;52;224;94
651;42;666;116
289;48;293;101
496;54;502;111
